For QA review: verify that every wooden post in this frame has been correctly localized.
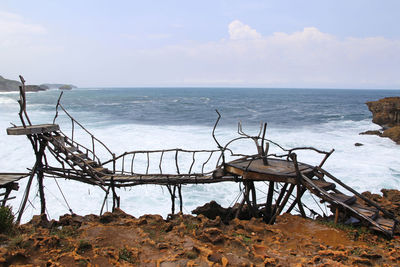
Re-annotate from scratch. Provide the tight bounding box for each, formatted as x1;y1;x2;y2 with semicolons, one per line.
265;181;274;217
100;186;111;215
37;139;47;216
243;182;257;217
271;183;288;216
285;188;306;213
334;207;339;224
167;185;176;215
178;185;183;213
290;153;307;218
1;184;14;207
250;181;257;208
16;164;37;224
269;184;295;224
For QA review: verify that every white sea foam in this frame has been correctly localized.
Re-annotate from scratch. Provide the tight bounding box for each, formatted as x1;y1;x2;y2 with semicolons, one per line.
1;101;400;223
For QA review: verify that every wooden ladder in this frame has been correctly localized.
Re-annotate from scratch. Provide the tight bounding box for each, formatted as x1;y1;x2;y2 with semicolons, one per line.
302;171;397;237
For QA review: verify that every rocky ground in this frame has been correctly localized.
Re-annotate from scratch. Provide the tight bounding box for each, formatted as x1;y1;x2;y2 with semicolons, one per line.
1;189;400;266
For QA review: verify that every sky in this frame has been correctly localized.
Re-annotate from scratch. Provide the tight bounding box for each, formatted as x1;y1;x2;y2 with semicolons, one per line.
0;0;399;88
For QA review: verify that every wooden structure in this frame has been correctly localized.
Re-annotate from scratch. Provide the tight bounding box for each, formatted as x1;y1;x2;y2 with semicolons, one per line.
5;76;398;237
0;173;28;207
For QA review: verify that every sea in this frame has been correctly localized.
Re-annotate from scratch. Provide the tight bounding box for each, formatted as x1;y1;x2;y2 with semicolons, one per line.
1;87;400;222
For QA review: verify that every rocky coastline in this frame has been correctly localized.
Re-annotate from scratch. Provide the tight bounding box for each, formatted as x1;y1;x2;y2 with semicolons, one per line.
1;189;399;266
0;75;76;92
361;97;400;144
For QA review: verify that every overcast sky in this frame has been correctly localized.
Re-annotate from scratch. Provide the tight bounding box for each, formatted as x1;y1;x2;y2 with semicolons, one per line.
0;0;399;88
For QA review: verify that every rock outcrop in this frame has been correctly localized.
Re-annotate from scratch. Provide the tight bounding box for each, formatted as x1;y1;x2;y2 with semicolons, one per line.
0;75;21;91
363;97;400;144
0;75;76;92
2;191;400;266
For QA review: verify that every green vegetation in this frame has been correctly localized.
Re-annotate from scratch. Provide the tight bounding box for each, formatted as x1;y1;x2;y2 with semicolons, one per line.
8;235;32;249
119;247;135;263
233;232;252;245
50;225;79;239
317;220;371;240
0;206;15;235
184;220;199;234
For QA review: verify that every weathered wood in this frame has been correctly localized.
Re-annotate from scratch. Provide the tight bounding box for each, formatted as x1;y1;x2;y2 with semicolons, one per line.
329;193;356;205
225;158;314;179
7;124;59;135
0;174;27;186
301;174;392;236
269;184;295;224
265;181;274;216
316;167;398;221
334;208;339;224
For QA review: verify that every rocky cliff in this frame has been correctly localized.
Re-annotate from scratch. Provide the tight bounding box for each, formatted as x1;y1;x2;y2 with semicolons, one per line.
1;189;400;266
363;97;400;144
0;75;21;91
0;75;76;92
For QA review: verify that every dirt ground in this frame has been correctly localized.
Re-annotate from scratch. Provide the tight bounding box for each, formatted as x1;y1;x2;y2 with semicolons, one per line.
0;206;400;266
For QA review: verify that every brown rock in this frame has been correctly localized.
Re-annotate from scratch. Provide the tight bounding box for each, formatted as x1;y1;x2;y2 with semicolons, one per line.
382;126;400;144
359;130;382;136
366;97;400;128
199;228;224;244
352;257;372;265
192;201;232;221
365;97;400;144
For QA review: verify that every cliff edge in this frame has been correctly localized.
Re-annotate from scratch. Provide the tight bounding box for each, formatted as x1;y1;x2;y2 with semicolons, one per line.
363;97;400;144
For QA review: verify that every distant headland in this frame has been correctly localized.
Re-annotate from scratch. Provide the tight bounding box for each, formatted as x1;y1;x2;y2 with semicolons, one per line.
0;75;76;92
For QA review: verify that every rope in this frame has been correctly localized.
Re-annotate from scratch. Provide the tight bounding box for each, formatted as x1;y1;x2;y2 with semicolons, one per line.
309;191;327;217
52;177;74;214
44;185;70;212
228;190;243;208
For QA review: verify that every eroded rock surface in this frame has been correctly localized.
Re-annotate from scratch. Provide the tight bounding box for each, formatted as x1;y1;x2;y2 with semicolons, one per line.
364;97;400;144
1;192;400;266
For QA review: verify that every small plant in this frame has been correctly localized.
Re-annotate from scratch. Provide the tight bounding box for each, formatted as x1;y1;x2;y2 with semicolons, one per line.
51;225;78;239
232;233;252;245
77;239;92;254
0;206;15;235
119;247;134;263
184;220;199;234
8;235;31;249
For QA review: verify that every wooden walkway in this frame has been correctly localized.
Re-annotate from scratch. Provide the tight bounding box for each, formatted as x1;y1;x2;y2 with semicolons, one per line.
4;77;398;237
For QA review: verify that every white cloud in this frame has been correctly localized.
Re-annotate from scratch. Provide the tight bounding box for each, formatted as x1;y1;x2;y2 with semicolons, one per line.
1;17;399;88
0;11;46;36
228;20;261;40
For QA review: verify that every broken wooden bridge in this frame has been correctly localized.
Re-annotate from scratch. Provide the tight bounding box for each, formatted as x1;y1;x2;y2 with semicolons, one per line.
4;76;398;237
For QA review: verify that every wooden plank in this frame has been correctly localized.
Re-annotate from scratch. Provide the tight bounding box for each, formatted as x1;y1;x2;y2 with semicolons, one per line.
225;158;313;179
309;180;336;191
350;203;378;220
7;124;59;135
375;217;396;229
225;165;297;183
0;174;28;185
329;193;356;205
66;146;78;153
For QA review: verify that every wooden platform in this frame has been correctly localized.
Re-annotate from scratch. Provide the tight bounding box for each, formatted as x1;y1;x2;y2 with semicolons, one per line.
224;158;314;183
7;124;59;136
0;173;29;187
